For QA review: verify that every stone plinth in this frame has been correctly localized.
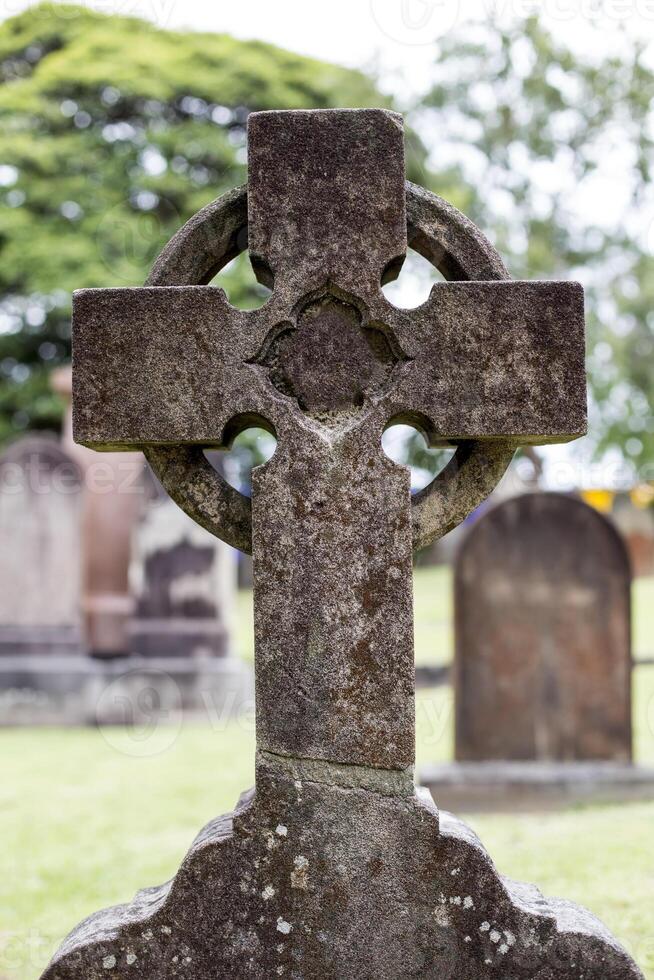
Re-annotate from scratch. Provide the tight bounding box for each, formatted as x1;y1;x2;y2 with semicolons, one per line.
43;759;640;979
52;365;143;657
421;761;654;813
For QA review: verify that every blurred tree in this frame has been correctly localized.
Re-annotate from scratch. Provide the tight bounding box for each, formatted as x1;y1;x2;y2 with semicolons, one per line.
2;8;651;479
0;2;427;447
417;16;654;476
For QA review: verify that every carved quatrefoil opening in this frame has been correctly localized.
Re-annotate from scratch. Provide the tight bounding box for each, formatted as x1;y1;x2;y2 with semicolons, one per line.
249;290;409;416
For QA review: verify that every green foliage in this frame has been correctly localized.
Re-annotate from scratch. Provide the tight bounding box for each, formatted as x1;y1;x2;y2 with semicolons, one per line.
0;3;425;444
420;17;654;473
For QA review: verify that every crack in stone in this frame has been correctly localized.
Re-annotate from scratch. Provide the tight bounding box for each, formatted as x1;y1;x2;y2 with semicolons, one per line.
257;749;415;798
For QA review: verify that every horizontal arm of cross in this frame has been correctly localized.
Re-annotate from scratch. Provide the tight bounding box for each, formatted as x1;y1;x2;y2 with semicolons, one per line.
376;278;586;444
72;285;273;449
73;278;585;450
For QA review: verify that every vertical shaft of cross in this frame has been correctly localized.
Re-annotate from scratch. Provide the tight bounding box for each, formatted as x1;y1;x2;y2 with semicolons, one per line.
246;109;415;778
252;422;415;775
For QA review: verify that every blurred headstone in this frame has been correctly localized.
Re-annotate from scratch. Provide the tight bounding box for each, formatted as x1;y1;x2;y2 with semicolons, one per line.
237;551;253;589
0;435;83;655
86;471;250;726
454;492;632;763
0;435;101;723
52;366;143;655
612;490;654;578
129;483;235;660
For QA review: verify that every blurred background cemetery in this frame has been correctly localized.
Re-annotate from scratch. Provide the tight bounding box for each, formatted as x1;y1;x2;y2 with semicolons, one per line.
0;1;653;977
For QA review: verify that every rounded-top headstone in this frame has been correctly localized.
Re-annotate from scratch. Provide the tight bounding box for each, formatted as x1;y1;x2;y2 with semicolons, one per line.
455;491;632;763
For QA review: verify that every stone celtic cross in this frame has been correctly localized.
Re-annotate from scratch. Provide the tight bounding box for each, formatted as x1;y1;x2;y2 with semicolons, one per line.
44;110;641;979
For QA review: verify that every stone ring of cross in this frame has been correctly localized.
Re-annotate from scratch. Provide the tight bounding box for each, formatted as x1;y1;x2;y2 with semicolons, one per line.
142;179;518;556
75;110;584;561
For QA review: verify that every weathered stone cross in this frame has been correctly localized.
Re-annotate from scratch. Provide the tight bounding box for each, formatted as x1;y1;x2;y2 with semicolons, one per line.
73;109;585;777
46;110;641;979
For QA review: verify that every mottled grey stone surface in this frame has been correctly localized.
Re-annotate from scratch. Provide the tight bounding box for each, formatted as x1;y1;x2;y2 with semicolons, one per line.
44;761;640;980
43;109;641;979
247;108;407;292
72;278;585;449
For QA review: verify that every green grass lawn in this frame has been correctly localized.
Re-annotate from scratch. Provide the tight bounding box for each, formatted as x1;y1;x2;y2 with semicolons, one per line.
2;568;653;978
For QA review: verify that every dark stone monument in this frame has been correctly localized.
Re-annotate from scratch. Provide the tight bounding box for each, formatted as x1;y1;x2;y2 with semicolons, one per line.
455;492;632;763
129;488;235;660
422;491;654;812
96;486;251;726
42;110;641;979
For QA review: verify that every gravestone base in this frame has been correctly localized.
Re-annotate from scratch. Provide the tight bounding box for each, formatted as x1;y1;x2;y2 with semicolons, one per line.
42;756;640;979
0;655;99;725
90;655;252;725
0;625;83;657
128;619;229;660
0;654;252;726
421;761;654;813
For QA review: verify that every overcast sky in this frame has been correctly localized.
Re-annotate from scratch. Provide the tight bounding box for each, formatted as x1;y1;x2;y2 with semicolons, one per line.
3;0;654;88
